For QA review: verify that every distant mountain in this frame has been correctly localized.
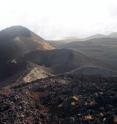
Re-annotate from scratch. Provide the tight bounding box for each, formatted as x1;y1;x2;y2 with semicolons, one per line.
48;37;82;49
48;34;108;48
49;33;117;48
58;37;117;70
0;26;54;81
65;33;117;41
109;32;117;38
84;34;107;40
60;37;117;48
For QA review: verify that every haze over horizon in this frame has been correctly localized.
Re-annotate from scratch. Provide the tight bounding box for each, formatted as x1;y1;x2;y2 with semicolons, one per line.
0;0;117;40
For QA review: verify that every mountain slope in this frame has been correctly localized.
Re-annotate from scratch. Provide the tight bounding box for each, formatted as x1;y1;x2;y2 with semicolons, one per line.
0;26;54;81
23;62;54;83
23;49;113;74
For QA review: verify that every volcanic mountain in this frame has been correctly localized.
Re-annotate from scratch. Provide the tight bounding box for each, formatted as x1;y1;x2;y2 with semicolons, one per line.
0;26;54;81
0;26;54;56
58;37;117;70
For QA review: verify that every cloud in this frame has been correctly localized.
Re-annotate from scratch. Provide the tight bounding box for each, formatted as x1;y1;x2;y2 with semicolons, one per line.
0;0;117;40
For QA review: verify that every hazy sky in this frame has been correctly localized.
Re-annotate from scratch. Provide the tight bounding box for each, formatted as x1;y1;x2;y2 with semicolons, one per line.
0;0;117;40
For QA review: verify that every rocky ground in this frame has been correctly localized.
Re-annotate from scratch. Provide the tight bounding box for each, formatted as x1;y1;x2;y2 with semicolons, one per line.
0;74;117;124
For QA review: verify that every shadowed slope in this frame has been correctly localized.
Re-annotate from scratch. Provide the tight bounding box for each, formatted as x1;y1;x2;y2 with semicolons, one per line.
24;49;113;74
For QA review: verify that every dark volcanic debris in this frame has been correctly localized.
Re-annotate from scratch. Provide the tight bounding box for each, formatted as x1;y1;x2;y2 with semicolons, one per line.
0;75;116;124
